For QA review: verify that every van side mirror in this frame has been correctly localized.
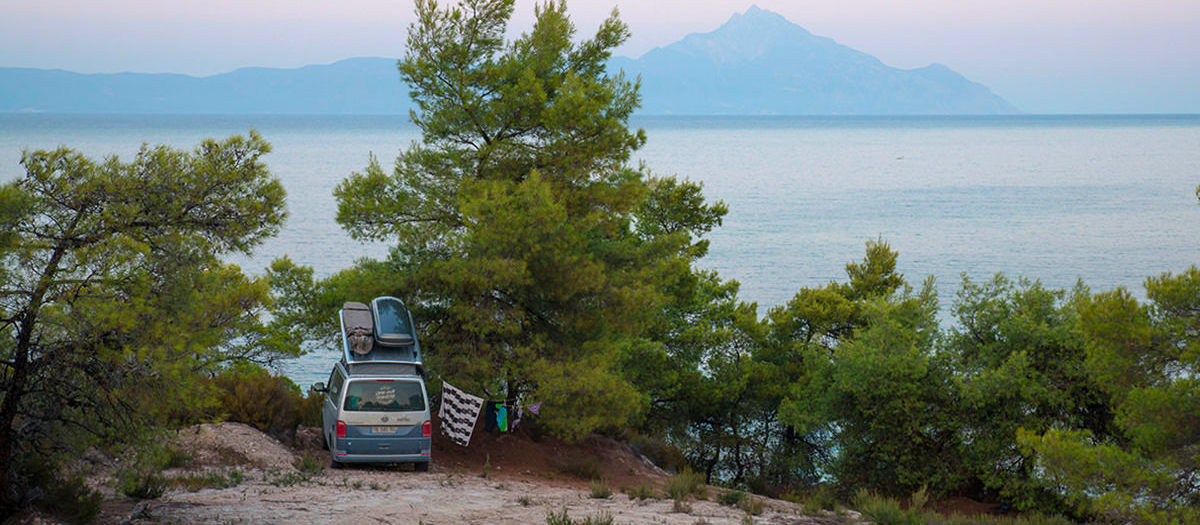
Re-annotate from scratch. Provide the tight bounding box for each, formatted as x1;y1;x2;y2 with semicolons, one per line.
311;382;327;394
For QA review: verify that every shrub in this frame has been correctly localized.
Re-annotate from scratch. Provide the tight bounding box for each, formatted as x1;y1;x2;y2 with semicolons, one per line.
739;495;764;516
213;365;306;443
118;469;167;500
718;489;746;507
853;489;918;525
169;469;244;491
589;479;612;499
546;507;573;525
667;467;706;501
792;484;838;513
557;456;603;480
42;474;102;524
295;453;324;477
578;511;614;525
627;481;656;500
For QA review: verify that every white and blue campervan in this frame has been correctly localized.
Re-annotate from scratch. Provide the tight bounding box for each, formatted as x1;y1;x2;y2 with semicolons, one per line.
312;297;431;470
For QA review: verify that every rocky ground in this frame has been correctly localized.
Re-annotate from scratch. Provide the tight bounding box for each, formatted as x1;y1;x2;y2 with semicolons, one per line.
81;422;854;525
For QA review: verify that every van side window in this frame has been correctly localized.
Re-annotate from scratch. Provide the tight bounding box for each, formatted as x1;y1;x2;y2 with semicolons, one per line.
328;367;346;398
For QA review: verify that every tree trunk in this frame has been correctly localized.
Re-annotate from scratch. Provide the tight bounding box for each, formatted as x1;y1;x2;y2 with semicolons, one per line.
0;243;68;512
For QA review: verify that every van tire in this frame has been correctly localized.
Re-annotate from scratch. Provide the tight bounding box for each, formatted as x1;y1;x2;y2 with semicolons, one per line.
415;462;429;472
330;457;344;469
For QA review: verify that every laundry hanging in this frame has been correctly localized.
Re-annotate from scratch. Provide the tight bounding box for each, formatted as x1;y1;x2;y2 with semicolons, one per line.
439;381;484;447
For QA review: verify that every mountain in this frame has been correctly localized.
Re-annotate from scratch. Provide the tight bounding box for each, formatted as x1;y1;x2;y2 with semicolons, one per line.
609;6;1017;115
0;57;408;114
0;7;1015;115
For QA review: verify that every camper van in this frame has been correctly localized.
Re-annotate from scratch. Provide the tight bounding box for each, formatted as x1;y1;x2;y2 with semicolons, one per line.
311;297;431;470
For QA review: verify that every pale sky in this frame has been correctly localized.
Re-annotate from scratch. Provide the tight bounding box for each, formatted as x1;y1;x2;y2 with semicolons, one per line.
3;0;1199;113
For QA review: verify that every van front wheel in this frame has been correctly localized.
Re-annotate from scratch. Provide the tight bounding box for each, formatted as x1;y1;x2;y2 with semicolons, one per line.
415;462;429;472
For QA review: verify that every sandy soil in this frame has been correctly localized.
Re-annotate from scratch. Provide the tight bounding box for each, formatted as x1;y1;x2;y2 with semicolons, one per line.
93;423;853;525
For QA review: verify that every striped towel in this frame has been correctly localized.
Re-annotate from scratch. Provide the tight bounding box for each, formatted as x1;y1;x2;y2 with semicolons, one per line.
439;381;484;447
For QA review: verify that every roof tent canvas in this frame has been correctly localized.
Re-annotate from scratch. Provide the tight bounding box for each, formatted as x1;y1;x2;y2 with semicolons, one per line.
341;302;374;356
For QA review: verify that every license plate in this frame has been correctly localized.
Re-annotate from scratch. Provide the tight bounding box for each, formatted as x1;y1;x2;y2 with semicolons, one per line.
371;426;393;434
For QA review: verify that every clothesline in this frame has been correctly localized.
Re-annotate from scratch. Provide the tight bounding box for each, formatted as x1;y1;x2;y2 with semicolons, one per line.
438;380;541;447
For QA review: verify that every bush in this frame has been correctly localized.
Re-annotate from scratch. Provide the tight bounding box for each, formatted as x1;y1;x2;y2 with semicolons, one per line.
667;467;706;501
791;484;838;513
629;434;689;473
589;479;612;499
718;489;746;506
118;469;167;500
295;453;324;477
739;495;764;516
546;507;573;525
627;481;656;500
557;456;603;480
169;469;244;491
41;474;102;524
213;365;307;443
854;489;919;525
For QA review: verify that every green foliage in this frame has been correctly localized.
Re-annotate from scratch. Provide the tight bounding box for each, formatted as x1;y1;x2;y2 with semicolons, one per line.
718;489;746;507
0;132;287;514
212;364;310;443
268;0;733;444
667;467;706;501
118;469;168;500
589;478;612;499
626;481;656;500
557;456;602;480
780;248;953;496
169;469;244;492
545;507;573;525
294;453;325;478
1018;268;1200;524
947;275;1105;511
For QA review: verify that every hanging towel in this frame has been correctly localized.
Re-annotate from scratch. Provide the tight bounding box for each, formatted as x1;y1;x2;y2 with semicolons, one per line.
440;381;484;447
483;401;498;432
497;405;508;432
526;401;542;415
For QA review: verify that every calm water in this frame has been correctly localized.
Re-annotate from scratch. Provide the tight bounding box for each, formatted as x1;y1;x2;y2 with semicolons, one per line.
4;114;1199;387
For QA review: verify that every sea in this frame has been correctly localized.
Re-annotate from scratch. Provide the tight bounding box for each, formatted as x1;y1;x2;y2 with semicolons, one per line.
3;113;1199;387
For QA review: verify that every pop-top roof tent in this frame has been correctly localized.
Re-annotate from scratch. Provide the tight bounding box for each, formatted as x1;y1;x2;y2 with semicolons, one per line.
339;296;423;376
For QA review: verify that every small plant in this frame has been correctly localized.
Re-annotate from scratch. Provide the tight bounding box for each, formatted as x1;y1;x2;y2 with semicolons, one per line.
352;480;363;489
369;481;382;490
627;482;656;500
908;484;929;511
295;453;324;477
673;498;693;514
42;473;102;524
482;453;492;479
739;495;764;516
170;469;245;491
589;478;612;499
718;489;746;507
557;456;603;480
794;484;838;513
740;515;754;525
267;470;311;487
118;469;167;500
667;467;706;501
853;489;918;525
578;511;614;525
546;507;573;525
518;495;532;506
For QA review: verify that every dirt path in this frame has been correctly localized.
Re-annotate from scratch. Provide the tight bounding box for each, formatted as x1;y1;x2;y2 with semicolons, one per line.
94;423;851;524
137;468;844;524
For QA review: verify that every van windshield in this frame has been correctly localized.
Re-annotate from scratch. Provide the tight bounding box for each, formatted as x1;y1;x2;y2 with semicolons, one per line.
343;380;425;412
